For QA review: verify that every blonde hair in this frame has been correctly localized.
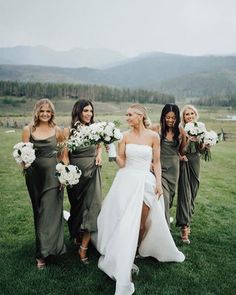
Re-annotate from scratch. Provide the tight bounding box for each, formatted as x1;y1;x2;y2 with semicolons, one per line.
32;98;56;130
129;103;152;128
180;104;199;126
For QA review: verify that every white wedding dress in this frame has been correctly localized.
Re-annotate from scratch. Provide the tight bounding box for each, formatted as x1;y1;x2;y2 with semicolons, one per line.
96;144;185;295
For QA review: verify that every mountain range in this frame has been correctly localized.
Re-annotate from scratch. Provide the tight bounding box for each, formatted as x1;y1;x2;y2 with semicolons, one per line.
1;46;236;98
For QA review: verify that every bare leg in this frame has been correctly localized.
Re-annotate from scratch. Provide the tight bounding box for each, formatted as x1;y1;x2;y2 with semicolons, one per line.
78;231;91;264
139;202;150;245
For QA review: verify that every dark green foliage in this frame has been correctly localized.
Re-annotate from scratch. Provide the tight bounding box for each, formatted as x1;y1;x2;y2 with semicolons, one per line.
0;80;175;104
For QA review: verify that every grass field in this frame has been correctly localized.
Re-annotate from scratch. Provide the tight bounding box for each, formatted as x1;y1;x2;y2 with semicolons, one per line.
0;105;236;295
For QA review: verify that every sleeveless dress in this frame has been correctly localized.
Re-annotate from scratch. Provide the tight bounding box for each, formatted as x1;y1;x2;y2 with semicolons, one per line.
160;138;180;226
67;145;102;238
96;144;185;295
24;133;66;259
176;142;200;227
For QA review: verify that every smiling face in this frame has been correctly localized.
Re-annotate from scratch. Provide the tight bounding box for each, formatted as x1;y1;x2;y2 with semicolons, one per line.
81;104;93;124
165;111;176;128
183;108;197;123
38;104;53;123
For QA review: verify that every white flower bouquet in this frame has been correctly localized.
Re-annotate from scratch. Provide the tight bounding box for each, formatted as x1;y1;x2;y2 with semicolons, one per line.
13;142;36;168
55;163;82;186
184;122;207;153
66;121;123;151
184;121;206;139
201;130;218;161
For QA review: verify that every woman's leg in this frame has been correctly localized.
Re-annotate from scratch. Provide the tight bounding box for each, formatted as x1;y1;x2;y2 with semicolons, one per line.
139;203;150;244
79;231;91;264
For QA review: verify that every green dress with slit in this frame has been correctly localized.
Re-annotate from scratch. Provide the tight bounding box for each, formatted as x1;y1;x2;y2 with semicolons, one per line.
67;145;102;239
161;138;180;226
24;133;66;259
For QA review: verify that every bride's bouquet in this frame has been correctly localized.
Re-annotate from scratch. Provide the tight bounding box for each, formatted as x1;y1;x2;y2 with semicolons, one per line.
66;121;123;151
13;142;36;168
55;163;82;186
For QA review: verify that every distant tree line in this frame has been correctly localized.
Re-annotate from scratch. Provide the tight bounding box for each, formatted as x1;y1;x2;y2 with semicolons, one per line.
0;80;175;104
193;93;236;109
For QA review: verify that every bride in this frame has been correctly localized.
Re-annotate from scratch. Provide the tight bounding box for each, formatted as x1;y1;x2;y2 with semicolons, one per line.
96;104;185;295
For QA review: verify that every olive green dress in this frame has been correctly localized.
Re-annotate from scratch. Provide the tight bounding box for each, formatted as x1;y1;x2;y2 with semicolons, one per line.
176;142;200;227
25;133;66;259
67;145;102;239
161;139;180;227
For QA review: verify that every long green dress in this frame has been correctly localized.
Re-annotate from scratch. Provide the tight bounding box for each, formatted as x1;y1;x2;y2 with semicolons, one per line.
161;138;180;227
67;145;102;239
176;142;200;227
25;133;66;259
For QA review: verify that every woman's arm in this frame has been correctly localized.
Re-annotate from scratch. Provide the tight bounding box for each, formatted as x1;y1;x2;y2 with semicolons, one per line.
152;133;163;196
22;125;30;142
96;143;102;166
115;133;127;168
179;126;188;159
59;127;70;165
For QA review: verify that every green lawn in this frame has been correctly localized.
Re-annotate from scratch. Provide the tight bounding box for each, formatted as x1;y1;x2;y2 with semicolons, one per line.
0;109;236;295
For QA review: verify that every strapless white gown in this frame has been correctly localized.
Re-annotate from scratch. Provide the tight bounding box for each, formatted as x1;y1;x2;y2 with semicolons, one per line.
96;144;185;295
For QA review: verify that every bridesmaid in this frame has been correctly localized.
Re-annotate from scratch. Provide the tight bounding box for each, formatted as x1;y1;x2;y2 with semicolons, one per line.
176;104;203;244
62;99;102;264
152;103;186;227
22;98;66;269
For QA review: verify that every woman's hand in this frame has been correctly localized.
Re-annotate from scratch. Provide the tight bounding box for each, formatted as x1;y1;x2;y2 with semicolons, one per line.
188;135;199;142
179;155;188;162
95;155;102;166
155;185;163;198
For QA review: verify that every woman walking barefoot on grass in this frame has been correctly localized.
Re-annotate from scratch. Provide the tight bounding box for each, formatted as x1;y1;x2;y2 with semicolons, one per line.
22;99;66;269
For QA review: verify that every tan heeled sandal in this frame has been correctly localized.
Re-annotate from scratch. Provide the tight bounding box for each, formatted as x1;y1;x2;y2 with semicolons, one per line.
78;245;89;265
181;226;190;244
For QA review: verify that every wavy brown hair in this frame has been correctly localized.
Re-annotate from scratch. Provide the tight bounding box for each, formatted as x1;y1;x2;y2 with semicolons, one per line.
32;98;56;130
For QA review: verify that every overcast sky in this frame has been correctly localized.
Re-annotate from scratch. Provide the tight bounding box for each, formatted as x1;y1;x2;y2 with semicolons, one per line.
0;0;235;57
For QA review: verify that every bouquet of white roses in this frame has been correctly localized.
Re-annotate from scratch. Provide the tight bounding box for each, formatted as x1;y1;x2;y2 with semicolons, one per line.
184;122;207;153
66;121;123;151
201;130;218;161
184;121;206;139
55;163;82;186
13;142;36;168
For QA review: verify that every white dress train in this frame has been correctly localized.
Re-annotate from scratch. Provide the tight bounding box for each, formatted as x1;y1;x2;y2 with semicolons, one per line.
96;144;185;295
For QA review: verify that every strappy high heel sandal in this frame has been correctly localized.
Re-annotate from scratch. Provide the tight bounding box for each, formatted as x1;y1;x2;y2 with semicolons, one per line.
181;226;190;244
36;258;46;270
78;245;89;265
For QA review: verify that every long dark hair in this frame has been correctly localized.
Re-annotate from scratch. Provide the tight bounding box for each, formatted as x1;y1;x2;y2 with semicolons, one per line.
70;99;95;128
160;103;180;145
